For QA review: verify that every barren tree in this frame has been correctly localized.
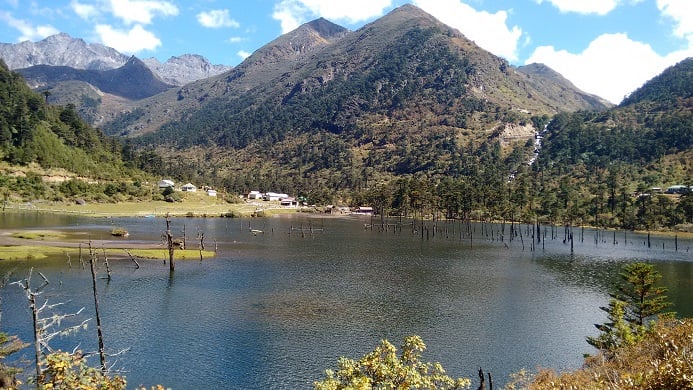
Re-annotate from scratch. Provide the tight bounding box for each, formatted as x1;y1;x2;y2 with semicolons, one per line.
11;268;89;379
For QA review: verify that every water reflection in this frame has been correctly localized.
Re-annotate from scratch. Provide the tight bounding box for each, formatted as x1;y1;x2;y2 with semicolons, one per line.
0;214;691;388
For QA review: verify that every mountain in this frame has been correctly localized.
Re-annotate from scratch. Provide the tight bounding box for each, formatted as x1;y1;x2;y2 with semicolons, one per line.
109;5;610;141
1;33;232;126
531;56;692;229
142;54;232;86
0;60;140;182
0;32;127;71
17;56;173;100
620;57;692;106
100;17;352;137
13;56;175;127
0;33;231;86
517;63;612;111
95;5;617;199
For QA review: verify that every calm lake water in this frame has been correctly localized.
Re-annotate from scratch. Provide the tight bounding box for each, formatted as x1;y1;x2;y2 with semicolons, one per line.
1;212;692;389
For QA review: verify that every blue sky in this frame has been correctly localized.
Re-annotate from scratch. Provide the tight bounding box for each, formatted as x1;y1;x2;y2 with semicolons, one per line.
1;0;691;104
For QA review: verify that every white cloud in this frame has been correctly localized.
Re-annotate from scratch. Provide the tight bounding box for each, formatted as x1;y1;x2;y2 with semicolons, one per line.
526;33;693;103
228;36;243;43
535;0;623;15
272;0;393;33
237;50;251;60
297;0;393;22
413;0;523;61
657;0;693;45
272;2;306;33
95;23;161;53
197;9;240;29
71;0;99;20
0;11;59;42
107;0;178;25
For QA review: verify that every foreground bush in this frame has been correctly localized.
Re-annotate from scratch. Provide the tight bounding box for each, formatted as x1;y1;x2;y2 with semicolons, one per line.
507;319;693;389
38;351;126;390
314;335;471;389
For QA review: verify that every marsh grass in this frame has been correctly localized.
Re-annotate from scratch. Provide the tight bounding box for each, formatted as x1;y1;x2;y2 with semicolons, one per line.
0;245;75;260
126;248;216;260
10;230;67;240
0;246;216;261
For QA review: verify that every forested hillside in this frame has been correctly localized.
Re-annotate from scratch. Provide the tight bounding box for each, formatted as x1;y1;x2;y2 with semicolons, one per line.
529;58;692;230
0;6;689;231
101;9;689;231
0;60;151;202
115;6;609;204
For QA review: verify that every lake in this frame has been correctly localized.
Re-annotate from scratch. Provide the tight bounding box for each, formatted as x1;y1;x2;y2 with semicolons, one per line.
1;212;691;389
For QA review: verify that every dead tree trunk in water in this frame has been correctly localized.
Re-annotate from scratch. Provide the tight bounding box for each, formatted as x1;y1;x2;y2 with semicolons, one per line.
166;215;175;272
198;231;205;261
477;368;493;390
88;243;107;372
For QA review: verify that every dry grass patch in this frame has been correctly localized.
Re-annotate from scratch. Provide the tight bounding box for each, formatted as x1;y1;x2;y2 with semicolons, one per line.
507;319;693;389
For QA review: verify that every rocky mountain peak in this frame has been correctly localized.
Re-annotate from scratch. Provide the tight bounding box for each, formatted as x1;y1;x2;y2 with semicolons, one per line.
0;33;231;86
304;17;349;39
239;17;348;70
0;32;128;71
142;54;231;86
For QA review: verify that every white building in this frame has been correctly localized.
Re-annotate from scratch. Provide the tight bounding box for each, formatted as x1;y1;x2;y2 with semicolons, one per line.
247;190;262;199
263;192;289;201
158;179;175;189
181;183;197;192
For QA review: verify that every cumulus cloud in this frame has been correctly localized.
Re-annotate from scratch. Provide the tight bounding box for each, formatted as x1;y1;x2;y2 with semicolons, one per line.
70;0;99;20
0;11;59;41
534;0;624;15
272;1;306;33
95;23;161;53
197;9;240;29
526;33;693;103
272;0;393;33
657;0;693;44
108;0;178;25
237;50;252;60
413;0;523;61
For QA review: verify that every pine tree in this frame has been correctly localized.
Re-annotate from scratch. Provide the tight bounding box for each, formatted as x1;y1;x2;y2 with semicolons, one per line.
615;262;674;326
587;262;674;352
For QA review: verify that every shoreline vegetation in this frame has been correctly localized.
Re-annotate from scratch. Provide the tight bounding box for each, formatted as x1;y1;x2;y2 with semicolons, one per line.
1;199;691;262
2;198;692;233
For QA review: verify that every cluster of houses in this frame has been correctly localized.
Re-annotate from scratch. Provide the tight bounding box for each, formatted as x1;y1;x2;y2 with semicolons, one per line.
663;185;692;194
155;181;380;213
245;191;298;207
636;185;691;198
158;179;217;197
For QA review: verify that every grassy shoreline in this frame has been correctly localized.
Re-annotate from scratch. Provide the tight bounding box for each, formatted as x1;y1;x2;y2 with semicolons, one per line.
0;244;216;261
2;197;304;218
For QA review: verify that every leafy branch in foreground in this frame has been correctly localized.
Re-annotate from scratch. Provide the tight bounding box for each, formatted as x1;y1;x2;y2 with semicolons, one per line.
38;351;126;390
314;335;471;389
0;332;27;388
